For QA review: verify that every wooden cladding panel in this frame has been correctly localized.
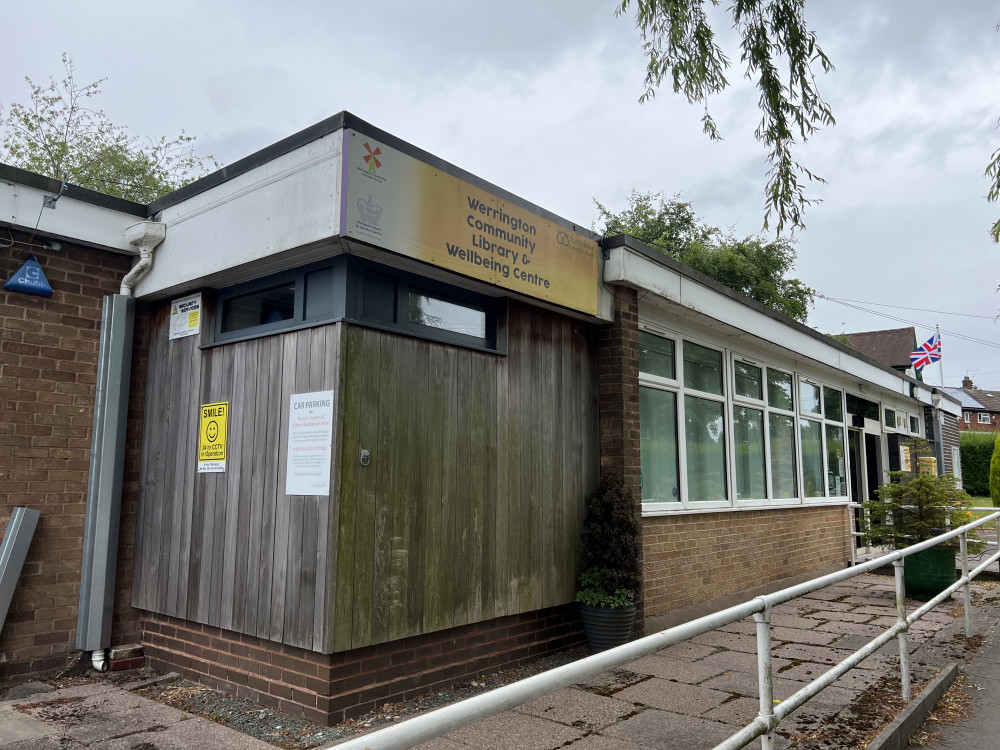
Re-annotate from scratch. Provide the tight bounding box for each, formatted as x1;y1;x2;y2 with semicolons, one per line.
331;302;599;652
133;312;340;651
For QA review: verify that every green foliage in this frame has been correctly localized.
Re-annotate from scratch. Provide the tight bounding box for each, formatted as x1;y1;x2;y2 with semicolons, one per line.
863;438;984;553
959;431;997;498
0;54;217;203
596;191;814;321
616;0;834;234
990;434;1000;506
577;471;641;609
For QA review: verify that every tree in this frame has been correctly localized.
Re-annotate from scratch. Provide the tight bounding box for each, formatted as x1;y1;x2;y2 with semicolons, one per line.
989;433;1000;507
0;54;217;203
596;190;814;321
616;0;834;234
988;144;1000;243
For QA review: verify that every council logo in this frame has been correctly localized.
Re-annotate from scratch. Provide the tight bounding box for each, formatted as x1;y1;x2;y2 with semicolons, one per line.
363;142;382;173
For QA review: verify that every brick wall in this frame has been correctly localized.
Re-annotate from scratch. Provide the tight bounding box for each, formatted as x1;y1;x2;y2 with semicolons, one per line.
0;237;142;679
642;505;851;622
597;286;640;497
142;604;583;725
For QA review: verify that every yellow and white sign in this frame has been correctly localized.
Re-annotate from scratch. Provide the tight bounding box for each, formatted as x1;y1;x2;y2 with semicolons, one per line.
198;401;228;473
169;293;201;340
342;130;599;316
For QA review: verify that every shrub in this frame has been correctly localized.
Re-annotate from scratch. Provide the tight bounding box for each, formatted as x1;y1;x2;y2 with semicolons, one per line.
959;431;997;497
991;437;1000;507
576;472;642;609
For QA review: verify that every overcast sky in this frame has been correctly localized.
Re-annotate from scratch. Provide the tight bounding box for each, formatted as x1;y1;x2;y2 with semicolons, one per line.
3;1;998;389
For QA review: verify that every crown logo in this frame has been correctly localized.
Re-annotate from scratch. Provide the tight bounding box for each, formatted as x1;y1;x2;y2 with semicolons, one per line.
357;195;383;225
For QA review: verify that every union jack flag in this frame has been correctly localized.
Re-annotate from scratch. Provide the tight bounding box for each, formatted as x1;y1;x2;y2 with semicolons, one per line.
910;333;941;370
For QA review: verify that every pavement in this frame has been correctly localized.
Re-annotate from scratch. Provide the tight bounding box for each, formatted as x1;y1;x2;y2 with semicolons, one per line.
2;573;999;750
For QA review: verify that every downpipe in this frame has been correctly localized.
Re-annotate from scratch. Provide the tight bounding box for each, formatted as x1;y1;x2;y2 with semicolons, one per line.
120;221;166;295
91;649;108;673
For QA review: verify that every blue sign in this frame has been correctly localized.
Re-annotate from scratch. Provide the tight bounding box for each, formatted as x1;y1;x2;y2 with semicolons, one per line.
4;255;53;297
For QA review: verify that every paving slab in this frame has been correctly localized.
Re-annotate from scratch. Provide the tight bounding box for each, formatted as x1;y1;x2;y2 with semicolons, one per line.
515;687;635;731
441;711;583;750
622;654;726;684
601;708;740;749
0;704;55;745
615;677;730;716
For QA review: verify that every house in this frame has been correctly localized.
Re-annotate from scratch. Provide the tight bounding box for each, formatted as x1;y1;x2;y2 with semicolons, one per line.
0;112;962;723
944;377;1000;432
841;327;921;380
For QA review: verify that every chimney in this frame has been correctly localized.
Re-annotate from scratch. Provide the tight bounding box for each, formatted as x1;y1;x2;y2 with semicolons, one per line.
963;376;975;389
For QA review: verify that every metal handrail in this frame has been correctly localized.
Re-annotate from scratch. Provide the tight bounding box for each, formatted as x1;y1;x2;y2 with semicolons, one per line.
330;509;1000;750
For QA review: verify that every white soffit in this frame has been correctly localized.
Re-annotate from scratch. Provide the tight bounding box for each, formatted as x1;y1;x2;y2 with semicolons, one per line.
0;179;139;253
606;246;924;398
134;131;344;298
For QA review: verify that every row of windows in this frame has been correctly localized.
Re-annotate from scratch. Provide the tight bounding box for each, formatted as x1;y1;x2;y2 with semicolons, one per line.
214;257;497;350
964;411;993;425
638;328;919;511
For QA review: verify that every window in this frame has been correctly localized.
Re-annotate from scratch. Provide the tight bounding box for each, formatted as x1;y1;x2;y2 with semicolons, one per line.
800;381;821;415
910;415;920;434
214;256;499;350
639;331;675;381
884;408;896;429
979;412;992;425
965;411;971;423
638;326;859;512
640;386;679;503
408;290;486;338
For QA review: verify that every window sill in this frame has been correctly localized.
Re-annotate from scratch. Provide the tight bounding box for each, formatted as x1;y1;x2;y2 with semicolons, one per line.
641;498;851;517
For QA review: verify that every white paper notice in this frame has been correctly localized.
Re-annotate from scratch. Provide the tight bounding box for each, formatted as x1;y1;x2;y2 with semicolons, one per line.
169;293;202;340
286;390;334;496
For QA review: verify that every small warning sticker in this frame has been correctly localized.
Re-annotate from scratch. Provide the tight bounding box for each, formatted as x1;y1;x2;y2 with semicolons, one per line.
198;401;228;473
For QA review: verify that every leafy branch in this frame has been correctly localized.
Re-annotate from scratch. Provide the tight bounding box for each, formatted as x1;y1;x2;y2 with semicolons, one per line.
617;0;834;234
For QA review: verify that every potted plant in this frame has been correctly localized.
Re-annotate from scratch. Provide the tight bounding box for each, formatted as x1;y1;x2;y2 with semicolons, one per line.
863;438;984;599
576;471;642;651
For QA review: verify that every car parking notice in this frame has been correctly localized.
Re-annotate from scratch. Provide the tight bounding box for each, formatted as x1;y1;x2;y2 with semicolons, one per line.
198;401;228;473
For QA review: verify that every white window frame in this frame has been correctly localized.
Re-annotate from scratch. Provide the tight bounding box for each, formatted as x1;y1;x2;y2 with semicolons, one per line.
979;412;992;425
964;411;971;424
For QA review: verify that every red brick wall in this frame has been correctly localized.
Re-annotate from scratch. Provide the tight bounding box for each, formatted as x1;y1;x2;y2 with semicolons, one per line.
0;237;142;679
142;604;582;725
642;505;852;620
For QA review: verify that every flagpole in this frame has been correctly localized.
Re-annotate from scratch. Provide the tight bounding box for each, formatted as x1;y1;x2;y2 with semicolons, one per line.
937;324;944;387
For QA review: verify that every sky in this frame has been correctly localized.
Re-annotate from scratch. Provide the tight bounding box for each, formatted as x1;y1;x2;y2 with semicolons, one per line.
2;1;998;389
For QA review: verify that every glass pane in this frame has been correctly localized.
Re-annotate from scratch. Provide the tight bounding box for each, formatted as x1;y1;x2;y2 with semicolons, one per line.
910;416;920;434
734;361;763;401
768;413;797;498
640;387;679;503
639;331;675;380
221;282;295;332
884;408;895;428
734;407;766;499
684;395;727;501
767;370;793;411
823;387;843;422
800;418;824;498
826;424;847;496
304;267;335;320
683;342;723;395
800;382;821;414
408;291;486;337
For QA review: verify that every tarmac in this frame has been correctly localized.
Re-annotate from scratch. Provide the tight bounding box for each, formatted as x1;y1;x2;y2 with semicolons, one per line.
1;573;999;750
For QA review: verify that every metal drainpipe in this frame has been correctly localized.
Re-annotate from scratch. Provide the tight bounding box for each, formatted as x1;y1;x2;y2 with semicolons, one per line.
76;222;165;672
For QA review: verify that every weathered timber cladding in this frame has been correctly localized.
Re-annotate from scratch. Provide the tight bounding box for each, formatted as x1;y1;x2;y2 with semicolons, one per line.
134;298;599;654
332;301;599;652
133;311;340;651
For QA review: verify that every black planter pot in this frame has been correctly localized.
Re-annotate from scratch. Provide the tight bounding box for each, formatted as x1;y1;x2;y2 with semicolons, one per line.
904;547;957;600
579;603;637;652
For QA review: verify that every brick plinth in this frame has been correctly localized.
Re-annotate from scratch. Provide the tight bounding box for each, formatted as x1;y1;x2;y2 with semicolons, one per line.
141;605;583;725
642;505;852;623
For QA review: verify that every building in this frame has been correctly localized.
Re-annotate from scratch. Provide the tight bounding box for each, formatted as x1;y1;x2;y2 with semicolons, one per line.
944;377;1000;432
0;112;962;723
841;327;920;380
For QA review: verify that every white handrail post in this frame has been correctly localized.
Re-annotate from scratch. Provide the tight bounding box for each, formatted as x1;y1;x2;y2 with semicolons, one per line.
960;532;972;638
753;605;775;750
892;559;911;701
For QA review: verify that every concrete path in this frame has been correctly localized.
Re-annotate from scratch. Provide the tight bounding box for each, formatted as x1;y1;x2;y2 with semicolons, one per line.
0;677;272;749
2;574;996;750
